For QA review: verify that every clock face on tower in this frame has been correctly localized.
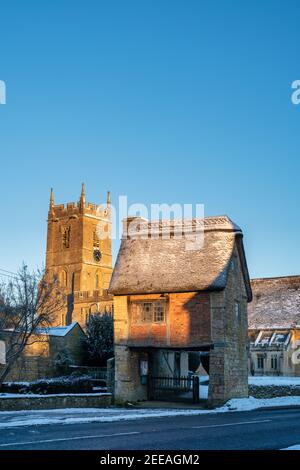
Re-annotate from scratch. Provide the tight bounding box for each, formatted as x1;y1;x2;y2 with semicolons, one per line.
93;249;102;262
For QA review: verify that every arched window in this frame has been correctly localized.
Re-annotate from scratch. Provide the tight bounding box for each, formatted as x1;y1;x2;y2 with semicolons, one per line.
93;229;100;248
90;303;98;314
61;269;68;288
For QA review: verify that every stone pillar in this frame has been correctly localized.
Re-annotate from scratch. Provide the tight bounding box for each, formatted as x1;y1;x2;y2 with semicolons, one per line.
208;346;225;406
114;345;148;404
208;258;249;406
114;295;148;404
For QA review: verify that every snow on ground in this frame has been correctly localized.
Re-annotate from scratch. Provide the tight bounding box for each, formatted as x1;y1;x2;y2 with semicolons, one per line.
249;376;300;386
282;444;300;450
200;385;208;399
1;395;300;429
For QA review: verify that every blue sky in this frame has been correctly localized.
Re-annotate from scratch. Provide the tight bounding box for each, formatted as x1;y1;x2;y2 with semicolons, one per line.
0;0;299;278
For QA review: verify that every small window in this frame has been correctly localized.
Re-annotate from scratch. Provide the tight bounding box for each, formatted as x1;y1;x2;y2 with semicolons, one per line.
235;301;241;322
257;356;264;370
61;270;68;288
154;302;165;322
231;257;238;270
142;302;153;322
271;355;278;370
132;301;166;323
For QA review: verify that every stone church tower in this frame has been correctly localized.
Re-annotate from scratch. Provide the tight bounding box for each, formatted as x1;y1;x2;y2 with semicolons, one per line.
46;184;113;328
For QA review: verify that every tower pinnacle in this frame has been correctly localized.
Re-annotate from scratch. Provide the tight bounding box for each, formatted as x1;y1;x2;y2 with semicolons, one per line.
79;182;86;212
49;188;54;212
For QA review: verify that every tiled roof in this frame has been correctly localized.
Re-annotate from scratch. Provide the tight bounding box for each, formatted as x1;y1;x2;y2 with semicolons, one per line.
248;276;300;329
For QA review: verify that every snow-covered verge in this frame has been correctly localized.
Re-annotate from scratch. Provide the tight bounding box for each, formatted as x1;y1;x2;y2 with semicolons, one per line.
282;444;300;450
249;377;300;386
0;395;300;429
222;395;300;411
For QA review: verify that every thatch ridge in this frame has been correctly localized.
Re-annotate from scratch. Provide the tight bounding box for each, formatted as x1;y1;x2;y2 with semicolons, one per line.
109;215;251;300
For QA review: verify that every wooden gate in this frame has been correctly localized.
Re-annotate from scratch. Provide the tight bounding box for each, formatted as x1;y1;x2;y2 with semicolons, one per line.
149;375;200;403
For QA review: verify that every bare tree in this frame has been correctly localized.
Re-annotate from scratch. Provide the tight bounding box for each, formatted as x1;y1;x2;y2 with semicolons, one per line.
0;264;65;385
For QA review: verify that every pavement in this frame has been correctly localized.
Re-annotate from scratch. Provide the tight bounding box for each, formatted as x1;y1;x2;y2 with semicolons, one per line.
0;407;300;449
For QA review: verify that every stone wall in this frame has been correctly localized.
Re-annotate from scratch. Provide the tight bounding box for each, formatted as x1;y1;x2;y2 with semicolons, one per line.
209;248;249;406
114;345;148;403
249;385;300;399
0;393;111;411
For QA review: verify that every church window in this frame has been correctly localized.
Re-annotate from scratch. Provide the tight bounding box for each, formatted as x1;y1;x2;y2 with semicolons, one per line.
81;307;90;325
105;304;112;315
62;226;71;248
235;301;241;323
93;229;100;248
61;269;68;288
95;273;100;289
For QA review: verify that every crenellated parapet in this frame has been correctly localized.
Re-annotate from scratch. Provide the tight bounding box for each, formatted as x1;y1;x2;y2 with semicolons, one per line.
48;184;111;222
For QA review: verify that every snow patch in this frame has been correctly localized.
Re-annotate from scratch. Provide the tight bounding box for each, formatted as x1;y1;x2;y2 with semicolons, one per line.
1;395;300;429
282;444;300;450
249;376;300;386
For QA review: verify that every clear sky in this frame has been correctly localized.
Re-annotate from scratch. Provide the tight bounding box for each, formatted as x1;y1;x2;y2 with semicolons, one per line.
0;0;299;279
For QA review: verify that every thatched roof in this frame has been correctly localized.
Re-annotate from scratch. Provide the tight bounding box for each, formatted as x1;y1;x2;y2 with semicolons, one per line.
248;276;300;329
109;216;251;300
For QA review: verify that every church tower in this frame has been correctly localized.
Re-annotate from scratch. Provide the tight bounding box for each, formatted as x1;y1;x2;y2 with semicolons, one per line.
46;184;113;327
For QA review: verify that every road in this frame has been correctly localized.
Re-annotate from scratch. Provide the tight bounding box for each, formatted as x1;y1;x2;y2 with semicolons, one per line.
0;408;299;450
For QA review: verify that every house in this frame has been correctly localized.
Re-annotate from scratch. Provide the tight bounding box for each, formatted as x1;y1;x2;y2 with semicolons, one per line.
248;276;300;376
109;215;252;406
2;322;86;382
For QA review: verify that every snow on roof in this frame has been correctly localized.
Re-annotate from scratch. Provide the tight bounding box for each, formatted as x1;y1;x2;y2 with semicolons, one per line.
36;322;79;337
248;276;300;329
109;215;252;301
